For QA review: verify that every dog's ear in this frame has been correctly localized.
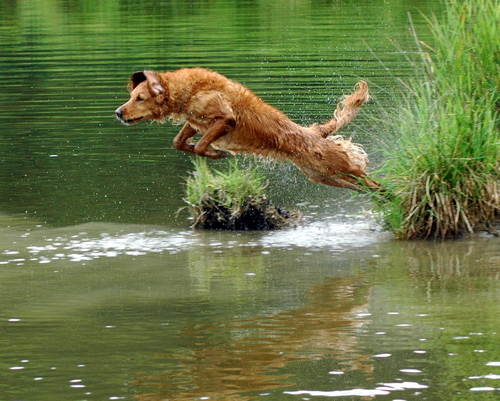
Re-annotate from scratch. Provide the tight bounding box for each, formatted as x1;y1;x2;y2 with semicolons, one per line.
129;71;147;91
143;70;165;97
128;71;165;97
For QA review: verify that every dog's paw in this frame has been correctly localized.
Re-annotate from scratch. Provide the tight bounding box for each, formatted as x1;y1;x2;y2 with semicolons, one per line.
204;149;230;159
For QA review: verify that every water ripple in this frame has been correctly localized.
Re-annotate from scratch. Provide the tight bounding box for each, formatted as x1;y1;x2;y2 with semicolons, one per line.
285;381;428;397
25;230;198;263
1;215;388;265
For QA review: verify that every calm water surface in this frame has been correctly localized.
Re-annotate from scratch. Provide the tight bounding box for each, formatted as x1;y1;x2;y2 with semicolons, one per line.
1;1;500;400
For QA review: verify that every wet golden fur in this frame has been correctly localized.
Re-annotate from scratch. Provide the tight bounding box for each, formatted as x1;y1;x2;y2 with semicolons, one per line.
115;68;379;190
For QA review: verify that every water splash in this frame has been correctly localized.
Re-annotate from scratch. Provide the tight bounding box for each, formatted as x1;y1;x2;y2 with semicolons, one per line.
261;215;388;250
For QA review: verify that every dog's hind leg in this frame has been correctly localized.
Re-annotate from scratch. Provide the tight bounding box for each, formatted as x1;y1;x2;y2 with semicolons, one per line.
297;166;363;190
297;165;381;191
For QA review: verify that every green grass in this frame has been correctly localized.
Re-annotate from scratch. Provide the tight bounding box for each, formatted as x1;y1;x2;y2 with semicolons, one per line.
376;0;500;239
185;157;266;214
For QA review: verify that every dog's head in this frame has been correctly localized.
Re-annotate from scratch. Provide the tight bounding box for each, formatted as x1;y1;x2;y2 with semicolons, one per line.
115;70;168;125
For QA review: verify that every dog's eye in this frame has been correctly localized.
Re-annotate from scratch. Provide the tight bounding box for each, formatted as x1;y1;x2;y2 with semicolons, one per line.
136;95;144;101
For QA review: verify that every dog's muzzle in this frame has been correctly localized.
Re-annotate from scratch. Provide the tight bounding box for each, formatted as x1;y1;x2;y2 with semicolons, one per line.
115;107;143;125
115;107;125;121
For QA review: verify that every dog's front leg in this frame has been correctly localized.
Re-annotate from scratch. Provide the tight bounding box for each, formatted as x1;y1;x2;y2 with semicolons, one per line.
173;123;198;154
193;117;234;159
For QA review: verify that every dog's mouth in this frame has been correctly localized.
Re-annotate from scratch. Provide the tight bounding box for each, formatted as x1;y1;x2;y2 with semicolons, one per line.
120;116;145;125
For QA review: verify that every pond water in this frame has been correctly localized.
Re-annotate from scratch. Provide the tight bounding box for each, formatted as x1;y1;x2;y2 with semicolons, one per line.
1;0;500;400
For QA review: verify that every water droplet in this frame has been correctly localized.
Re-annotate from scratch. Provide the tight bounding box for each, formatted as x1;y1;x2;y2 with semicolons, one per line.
470;387;495;392
400;369;422;373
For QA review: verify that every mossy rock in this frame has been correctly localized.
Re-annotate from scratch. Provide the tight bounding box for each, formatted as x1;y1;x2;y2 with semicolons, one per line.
190;195;301;230
184;158;301;231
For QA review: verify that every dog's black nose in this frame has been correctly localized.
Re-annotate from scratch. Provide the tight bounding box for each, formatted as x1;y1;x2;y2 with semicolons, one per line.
115;108;123;120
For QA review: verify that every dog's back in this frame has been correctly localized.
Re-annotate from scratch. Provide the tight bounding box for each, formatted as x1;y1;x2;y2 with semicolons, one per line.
161;69;302;158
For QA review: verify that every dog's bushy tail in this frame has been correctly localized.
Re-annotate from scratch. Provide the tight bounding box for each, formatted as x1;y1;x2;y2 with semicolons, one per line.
305;81;382;192
312;81;370;138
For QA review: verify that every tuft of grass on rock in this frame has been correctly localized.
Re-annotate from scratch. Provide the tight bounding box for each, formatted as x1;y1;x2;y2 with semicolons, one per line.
375;0;500;239
184;158;301;230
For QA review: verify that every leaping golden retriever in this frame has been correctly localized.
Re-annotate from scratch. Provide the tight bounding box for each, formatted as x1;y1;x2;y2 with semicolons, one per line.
115;68;380;191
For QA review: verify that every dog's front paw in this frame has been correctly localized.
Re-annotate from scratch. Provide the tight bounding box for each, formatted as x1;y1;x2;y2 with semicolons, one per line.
204;149;230;159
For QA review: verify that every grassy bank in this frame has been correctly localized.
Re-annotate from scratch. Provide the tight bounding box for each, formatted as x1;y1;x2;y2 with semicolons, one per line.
184;158;300;230
377;0;500;239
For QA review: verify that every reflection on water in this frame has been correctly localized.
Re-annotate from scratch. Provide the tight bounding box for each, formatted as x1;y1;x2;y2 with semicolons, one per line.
376;240;500;302
132;276;374;400
2;0;500;400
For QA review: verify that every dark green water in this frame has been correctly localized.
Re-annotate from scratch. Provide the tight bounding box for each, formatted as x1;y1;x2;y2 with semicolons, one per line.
1;1;500;400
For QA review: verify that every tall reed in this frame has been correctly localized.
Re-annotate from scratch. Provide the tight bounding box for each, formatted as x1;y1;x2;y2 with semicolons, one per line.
377;0;500;239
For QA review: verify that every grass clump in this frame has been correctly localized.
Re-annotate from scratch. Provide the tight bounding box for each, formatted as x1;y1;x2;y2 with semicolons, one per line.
377;0;500;239
184;158;300;230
